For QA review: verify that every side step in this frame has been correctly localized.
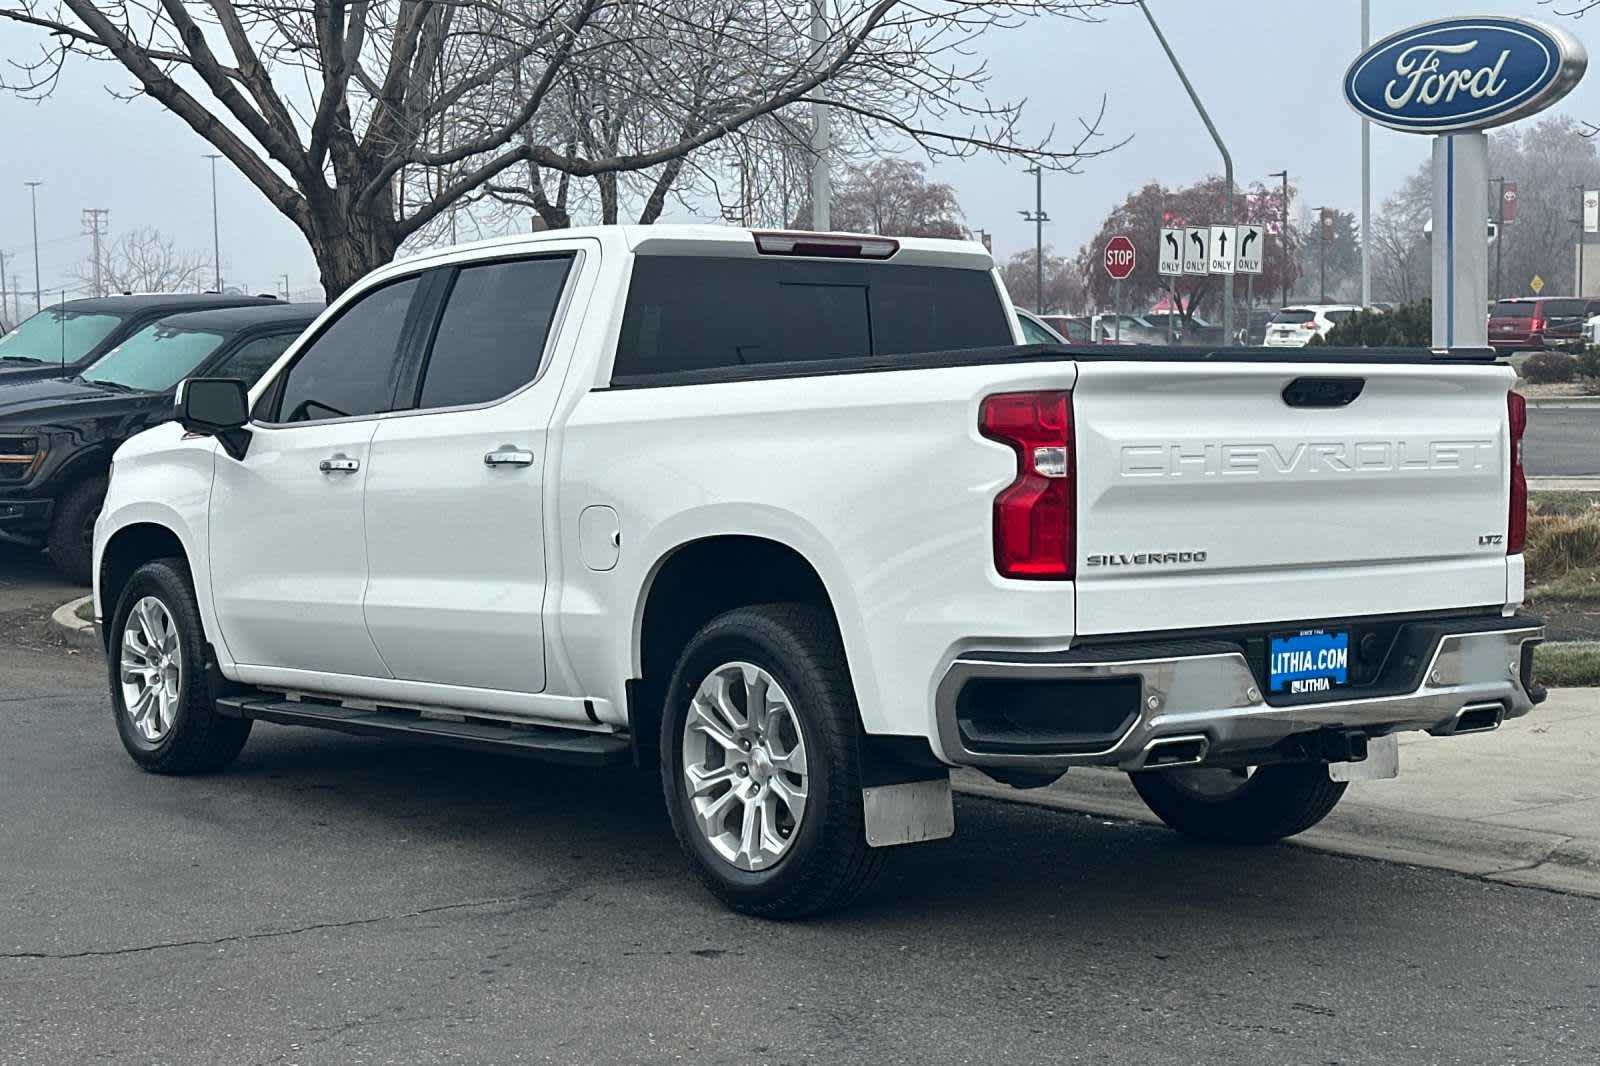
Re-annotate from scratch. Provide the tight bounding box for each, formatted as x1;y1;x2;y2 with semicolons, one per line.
216;695;631;767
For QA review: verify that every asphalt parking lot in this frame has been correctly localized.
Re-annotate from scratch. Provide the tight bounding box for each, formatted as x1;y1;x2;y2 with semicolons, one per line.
0;555;1597;1064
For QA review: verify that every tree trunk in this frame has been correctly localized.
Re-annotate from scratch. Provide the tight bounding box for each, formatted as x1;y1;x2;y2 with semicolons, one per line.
306;191;401;300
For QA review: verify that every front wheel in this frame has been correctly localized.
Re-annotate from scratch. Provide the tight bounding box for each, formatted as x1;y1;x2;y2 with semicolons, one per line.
661;604;882;919
1129;762;1347;845
109;558;251;774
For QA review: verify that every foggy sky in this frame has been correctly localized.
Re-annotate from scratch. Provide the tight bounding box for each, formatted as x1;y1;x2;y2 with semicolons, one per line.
2;0;1597;304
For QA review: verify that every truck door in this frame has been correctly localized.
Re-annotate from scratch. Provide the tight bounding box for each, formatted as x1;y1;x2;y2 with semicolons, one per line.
208;275;426;677
361;245;591;694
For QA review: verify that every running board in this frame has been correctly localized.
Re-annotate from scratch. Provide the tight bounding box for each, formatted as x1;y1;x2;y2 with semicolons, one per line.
215;695;631;767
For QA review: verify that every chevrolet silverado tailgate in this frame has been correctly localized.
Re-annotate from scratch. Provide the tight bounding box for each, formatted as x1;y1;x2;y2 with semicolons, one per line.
1071;359;1517;636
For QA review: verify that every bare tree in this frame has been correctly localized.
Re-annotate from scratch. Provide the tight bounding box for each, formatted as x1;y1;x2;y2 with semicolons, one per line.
70;227;208;294
1001;244;1086;314
1370;169;1429;306
790;159;966;237
1;0;1123;297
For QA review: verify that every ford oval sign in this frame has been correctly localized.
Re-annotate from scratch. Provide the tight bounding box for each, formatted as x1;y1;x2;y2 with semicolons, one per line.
1344;17;1586;134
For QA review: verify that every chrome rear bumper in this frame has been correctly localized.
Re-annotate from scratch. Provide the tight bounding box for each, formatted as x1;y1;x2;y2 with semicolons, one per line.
934;618;1544;773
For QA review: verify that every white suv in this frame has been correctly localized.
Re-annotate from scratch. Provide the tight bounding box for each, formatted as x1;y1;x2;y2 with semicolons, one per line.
1262;305;1362;347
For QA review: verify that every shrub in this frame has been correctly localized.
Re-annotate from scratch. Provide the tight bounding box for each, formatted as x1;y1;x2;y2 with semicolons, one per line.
1522;350;1578;383
1322;300;1432;347
1576;346;1600;380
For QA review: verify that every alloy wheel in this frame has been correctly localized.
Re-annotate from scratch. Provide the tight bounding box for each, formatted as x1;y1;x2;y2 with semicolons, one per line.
119;595;181;743
680;661;809;871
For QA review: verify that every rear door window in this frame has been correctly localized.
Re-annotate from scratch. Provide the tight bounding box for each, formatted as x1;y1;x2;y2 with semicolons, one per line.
271;277;420;423
613;256;1011;380
415;256;574;410
1270;310;1316;325
1491;301;1533;320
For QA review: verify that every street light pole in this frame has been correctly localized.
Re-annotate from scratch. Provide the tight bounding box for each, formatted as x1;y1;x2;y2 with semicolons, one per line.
1574;185;1587;298
205;154;222;291
1139;1;1233;344
809;0;831;231
25;180;42;313
1018;166;1049;312
1268;170;1289;307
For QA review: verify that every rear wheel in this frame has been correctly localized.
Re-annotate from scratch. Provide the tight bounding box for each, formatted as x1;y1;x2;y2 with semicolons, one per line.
661;604;882;918
1129;762;1347;845
109;558;251;774
47;475;106;585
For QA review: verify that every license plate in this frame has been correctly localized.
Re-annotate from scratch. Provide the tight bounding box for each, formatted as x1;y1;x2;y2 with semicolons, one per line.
1268;629;1350;695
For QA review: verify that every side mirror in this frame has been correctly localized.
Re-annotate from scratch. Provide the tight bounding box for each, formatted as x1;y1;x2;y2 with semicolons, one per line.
176;378;251;460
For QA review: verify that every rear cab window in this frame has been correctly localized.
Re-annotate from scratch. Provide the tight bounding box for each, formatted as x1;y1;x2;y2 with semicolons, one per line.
1540;298;1587;321
612;256;1012;381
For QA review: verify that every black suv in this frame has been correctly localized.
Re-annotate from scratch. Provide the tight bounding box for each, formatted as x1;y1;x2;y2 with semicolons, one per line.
0;293;280;386
0;302;321;581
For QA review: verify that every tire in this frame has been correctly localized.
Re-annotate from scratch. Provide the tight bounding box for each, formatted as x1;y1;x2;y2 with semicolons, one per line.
1129;762;1347;845
660;603;883;919
108;557;251;774
47;475;106;585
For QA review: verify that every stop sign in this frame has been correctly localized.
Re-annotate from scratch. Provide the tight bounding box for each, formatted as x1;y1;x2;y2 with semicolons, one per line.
1104;235;1136;280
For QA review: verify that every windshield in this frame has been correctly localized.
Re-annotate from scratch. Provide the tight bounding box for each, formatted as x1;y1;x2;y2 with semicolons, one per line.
1270;310;1316;325
81;322;228;392
1016;314;1060;345
0;307;124;365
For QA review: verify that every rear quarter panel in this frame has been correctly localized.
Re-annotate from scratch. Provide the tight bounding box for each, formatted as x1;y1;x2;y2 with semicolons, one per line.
551;361;1080;739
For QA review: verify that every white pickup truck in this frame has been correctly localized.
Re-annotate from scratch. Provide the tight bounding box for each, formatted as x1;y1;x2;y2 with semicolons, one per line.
94;225;1545;917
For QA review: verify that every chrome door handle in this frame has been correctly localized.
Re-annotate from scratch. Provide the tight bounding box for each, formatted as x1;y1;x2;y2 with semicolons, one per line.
484;446;535;467
318;455;360;474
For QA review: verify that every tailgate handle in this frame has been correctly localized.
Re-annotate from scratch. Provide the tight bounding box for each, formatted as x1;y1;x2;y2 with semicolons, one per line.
1283;377;1364;408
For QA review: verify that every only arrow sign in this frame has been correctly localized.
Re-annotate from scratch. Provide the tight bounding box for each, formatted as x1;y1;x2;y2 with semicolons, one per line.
1189;231;1205;254
1241;229;1258;255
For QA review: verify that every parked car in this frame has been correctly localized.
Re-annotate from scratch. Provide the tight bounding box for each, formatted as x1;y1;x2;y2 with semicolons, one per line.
1489;296;1599;354
1015;308;1066;344
0;293;279;386
1091;312;1165;345
94;225;1542;918
0;302;320;581
1037;315;1094;344
1262;305;1362;348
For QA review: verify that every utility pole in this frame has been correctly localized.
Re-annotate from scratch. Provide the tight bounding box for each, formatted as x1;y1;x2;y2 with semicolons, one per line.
1140;1;1233;344
1018;166;1049;312
0;251;9;326
281;273;291;301
1359;0;1371;310
1575;185;1588;298
809;0;831;230
1269;170;1289;306
81;208;109;297
25;181;42;314
1491;176;1506;303
1317;206;1330;303
205;154;223;291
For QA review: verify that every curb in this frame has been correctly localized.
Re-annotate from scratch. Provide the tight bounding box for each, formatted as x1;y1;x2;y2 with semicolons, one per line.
1525;397;1600;409
1529;476;1600;491
953;768;1600;901
49;595;98;651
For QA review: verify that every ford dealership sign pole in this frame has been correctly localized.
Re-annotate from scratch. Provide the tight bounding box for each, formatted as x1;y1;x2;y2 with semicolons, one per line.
1344;17;1585;349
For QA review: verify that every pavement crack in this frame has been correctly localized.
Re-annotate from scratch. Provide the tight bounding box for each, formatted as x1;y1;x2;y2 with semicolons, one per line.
0;884;571;961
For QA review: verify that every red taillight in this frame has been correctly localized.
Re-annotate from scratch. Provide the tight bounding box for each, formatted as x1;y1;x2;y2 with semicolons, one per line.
979;391;1074;579
1508;390;1527;554
1300;321;1318;330
1529;316;1545;335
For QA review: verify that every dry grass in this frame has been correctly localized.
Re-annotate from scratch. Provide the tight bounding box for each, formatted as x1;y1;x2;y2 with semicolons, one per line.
1534;642;1600;687
1526;498;1600;587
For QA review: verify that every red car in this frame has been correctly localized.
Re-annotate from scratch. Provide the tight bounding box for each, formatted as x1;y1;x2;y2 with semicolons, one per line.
1488;296;1599;353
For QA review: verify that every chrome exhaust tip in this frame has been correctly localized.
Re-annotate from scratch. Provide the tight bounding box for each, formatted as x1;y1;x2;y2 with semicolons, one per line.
1139;734;1210;769
1429;702;1506;737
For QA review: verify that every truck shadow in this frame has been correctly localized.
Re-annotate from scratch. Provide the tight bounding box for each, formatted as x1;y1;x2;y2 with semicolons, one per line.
219;727;1415;933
